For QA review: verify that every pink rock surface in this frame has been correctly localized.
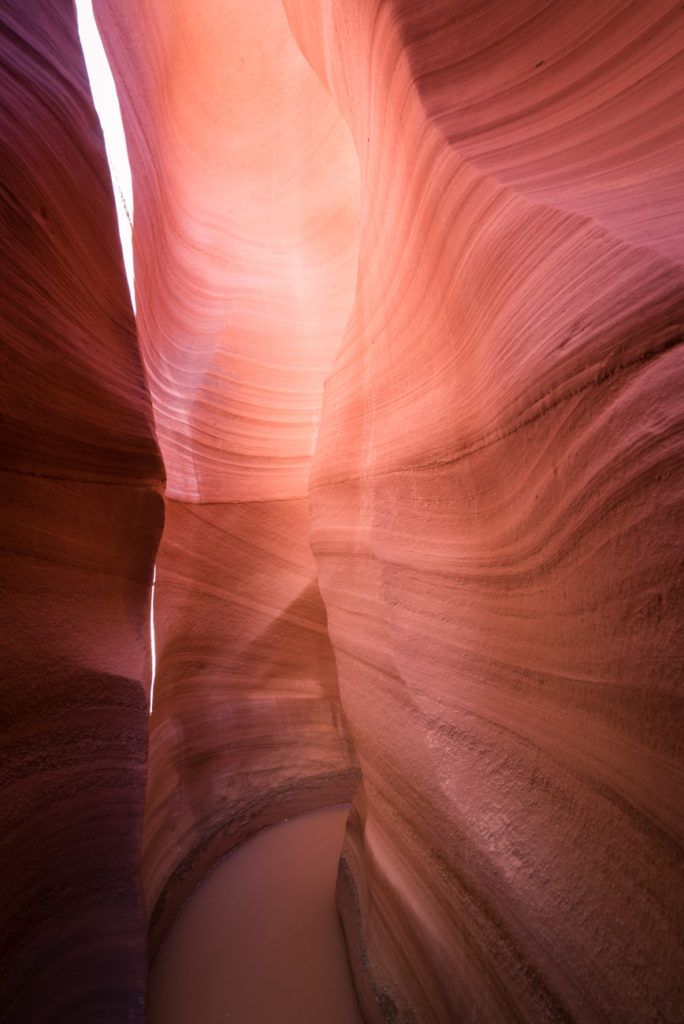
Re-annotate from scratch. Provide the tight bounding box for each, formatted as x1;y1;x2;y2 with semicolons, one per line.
144;498;358;950
94;0;362;954
3;0;683;1020
96;0;360;504
0;2;163;1020
284;2;684;1021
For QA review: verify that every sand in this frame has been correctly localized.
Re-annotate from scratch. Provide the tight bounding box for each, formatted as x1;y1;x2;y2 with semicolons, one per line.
148;805;362;1023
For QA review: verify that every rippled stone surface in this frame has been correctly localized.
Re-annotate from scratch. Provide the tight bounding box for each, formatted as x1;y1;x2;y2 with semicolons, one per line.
285;2;684;1021
95;0;362;955
0;3;163;1020
5;1;681;1020
144;498;359;949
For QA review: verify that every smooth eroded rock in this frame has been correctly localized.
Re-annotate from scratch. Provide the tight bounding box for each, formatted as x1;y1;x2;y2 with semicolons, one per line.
0;2;163;1020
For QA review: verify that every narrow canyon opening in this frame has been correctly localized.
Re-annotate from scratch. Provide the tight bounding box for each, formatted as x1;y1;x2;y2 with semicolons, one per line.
1;2;683;1023
77;0;365;1015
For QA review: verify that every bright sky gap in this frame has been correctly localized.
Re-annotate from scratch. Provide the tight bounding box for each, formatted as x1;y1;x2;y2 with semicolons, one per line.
149;566;157;712
75;0;136;309
76;1;157;711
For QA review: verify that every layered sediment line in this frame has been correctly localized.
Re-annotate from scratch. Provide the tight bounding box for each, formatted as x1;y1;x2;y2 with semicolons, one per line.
5;1;681;1019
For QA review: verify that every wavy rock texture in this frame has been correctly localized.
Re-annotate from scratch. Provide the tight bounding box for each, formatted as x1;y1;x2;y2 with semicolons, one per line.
283;2;684;1021
145;498;358;949
0;3;163;1021
24;0;677;1020
94;0;361;951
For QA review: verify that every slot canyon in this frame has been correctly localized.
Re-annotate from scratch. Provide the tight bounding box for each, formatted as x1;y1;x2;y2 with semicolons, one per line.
1;0;683;1021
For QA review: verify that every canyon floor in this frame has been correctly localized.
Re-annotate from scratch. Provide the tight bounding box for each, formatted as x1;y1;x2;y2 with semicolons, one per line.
149;806;362;1023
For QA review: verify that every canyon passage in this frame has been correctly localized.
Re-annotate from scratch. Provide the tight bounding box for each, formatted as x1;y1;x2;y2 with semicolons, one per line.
1;1;683;1022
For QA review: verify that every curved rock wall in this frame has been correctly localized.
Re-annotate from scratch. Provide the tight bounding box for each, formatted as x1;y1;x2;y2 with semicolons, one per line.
144;497;358;950
284;2;684;1021
0;2;163;1020
21;0;678;1019
96;0;360;504
95;0;362;952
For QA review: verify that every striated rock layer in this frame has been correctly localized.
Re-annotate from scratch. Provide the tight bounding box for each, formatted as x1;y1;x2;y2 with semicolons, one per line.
95;0;362;954
283;2;684;1022
145;498;358;949
0;2;163;1021
19;0;677;1019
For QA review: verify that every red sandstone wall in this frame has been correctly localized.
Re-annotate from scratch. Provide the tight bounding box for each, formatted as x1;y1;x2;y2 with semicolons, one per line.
0;2;163;1020
145;498;358;950
20;0;678;1019
284;2;684;1021
95;0;362;952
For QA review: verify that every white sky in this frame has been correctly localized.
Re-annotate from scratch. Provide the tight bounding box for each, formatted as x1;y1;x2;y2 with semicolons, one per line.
149;565;157;711
76;1;157;708
75;0;136;309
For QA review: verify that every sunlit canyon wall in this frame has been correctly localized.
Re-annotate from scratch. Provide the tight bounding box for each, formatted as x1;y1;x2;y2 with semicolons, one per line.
95;0;362;953
0;3;163;1020
2;0;683;1022
283;2;684;1021
100;0;683;1016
